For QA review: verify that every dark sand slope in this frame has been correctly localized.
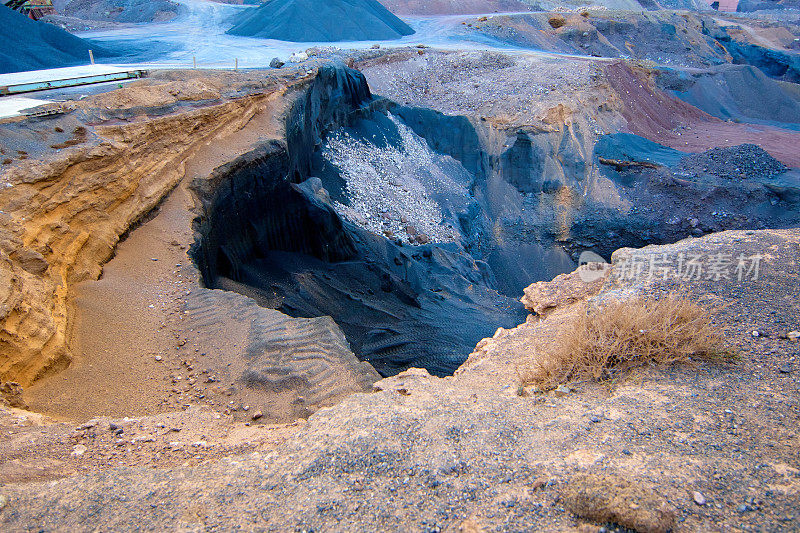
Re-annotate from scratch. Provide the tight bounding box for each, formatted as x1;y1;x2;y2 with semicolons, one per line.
659;64;800;129
0;5;102;74
226;0;414;42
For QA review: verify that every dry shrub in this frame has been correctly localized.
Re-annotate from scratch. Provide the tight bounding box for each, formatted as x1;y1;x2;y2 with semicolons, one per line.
521;294;733;390
548;16;566;29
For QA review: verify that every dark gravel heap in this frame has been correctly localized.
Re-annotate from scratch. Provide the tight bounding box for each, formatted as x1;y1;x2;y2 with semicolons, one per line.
677;143;788;180
0;5;101;74
226;0;415;42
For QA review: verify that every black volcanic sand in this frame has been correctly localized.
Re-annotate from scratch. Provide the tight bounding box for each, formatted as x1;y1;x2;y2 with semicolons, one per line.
216;176;526;378
0;5;108;74
226;0;414;42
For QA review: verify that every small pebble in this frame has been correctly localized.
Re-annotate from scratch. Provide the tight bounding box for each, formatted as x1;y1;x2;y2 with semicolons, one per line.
554;384;571;397
71;444;87;457
252;410;263;421
155;355;162;362
692;491;706;505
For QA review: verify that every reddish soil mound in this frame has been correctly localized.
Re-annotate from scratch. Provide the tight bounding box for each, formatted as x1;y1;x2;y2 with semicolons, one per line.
606;61;800;167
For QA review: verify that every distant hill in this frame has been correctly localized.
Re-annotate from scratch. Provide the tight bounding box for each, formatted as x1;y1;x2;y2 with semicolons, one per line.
377;0;533;15
50;0;185;24
226;0;415;42
0;5;99;74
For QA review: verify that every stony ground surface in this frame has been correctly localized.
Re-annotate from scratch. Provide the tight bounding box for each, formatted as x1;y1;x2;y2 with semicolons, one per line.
357;49;609;130
323;113;469;244
1;229;799;531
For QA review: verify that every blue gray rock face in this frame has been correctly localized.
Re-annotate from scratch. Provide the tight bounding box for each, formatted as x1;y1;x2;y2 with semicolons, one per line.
191;65;525;378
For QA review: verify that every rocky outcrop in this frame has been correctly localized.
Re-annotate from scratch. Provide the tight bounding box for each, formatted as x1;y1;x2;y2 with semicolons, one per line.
520;264;609;317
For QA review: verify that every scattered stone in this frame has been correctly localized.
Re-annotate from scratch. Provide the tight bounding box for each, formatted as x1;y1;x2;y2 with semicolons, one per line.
554;384;572;397
751;330;760;337
0;494;7;510
155;355;162;362
788;331;800;342
779;364;792;374
252;410;263;420
677;144;788;181
71;444;87;457
693;491;707;505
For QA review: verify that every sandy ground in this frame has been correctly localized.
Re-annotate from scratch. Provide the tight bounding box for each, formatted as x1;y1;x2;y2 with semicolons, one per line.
23;73;294;420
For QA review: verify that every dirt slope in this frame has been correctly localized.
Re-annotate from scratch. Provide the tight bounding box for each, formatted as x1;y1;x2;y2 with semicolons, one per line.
377;0;533;15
